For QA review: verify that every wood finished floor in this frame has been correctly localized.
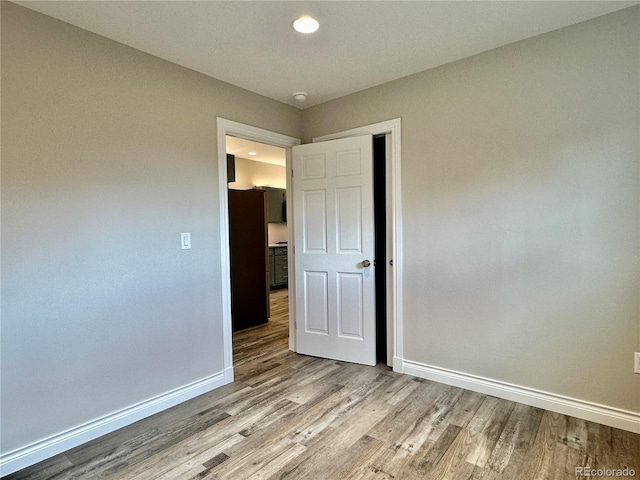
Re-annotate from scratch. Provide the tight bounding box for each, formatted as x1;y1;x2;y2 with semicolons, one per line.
6;288;639;479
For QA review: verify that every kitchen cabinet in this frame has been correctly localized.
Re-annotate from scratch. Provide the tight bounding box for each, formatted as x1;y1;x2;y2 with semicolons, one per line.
269;246;288;289
256;187;286;223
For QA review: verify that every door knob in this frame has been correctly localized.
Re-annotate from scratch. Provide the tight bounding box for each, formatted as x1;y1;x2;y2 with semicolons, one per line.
361;259;371;268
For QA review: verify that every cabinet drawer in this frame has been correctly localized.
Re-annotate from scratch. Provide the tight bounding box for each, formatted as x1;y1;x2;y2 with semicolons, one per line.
273;247;287;256
274;256;288;269
274;271;288;284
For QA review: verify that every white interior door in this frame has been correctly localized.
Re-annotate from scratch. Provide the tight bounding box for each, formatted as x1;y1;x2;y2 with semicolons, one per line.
292;135;376;366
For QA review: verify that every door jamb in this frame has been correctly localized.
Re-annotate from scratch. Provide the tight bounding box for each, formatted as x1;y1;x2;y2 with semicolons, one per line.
313;119;403;369
217;118;300;383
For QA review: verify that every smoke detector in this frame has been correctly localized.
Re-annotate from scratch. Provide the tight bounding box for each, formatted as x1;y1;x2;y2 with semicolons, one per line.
293;92;308;102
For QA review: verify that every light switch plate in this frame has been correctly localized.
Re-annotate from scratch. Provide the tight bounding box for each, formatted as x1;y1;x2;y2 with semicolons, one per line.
635;352;640;374
181;232;191;249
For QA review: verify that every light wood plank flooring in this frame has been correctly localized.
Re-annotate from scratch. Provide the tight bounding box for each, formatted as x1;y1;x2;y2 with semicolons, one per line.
5;288;639;479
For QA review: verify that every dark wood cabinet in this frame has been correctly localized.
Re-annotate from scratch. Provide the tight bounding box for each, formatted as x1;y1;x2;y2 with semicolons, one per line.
228;189;269;331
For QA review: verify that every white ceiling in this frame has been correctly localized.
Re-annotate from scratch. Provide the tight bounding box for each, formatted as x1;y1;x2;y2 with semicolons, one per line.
226;136;286;166
16;1;638;109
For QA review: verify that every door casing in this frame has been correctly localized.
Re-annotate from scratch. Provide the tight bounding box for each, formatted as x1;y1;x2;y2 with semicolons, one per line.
216;117;403;380
217;118;300;383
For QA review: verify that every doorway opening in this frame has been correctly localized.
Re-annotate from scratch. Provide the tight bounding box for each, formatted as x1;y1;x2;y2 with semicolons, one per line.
217;117;402;382
216;118;301;383
225;135;292;377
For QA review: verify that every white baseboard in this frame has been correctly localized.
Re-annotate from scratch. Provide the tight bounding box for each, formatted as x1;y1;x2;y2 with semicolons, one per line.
223;365;234;384
399;359;640;434
0;371;229;477
393;356;404;373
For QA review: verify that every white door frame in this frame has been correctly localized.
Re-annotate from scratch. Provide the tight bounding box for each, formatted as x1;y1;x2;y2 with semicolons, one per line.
217;118;300;383
313;118;403;370
217;117;403;378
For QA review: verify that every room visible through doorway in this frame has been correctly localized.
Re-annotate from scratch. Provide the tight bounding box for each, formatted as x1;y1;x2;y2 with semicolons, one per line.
225;135;290;360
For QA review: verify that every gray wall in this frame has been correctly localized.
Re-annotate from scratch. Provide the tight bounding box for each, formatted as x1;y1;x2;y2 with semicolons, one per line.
304;7;640;412
2;0;639;461
1;2;301;453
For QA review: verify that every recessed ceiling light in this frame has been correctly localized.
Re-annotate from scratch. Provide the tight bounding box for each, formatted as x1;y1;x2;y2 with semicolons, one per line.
248;152;257;156
293;16;319;34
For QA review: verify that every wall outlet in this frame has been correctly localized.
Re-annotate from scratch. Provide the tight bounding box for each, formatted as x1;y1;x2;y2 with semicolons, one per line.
635;352;640;374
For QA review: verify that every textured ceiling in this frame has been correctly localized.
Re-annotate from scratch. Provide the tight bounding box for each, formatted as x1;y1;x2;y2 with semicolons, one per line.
17;1;638;108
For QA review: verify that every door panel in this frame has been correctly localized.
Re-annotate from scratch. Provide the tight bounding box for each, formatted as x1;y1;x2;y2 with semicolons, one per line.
336;187;362;253
303;190;327;252
337;273;363;338
293;135;375;366
304;271;329;334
